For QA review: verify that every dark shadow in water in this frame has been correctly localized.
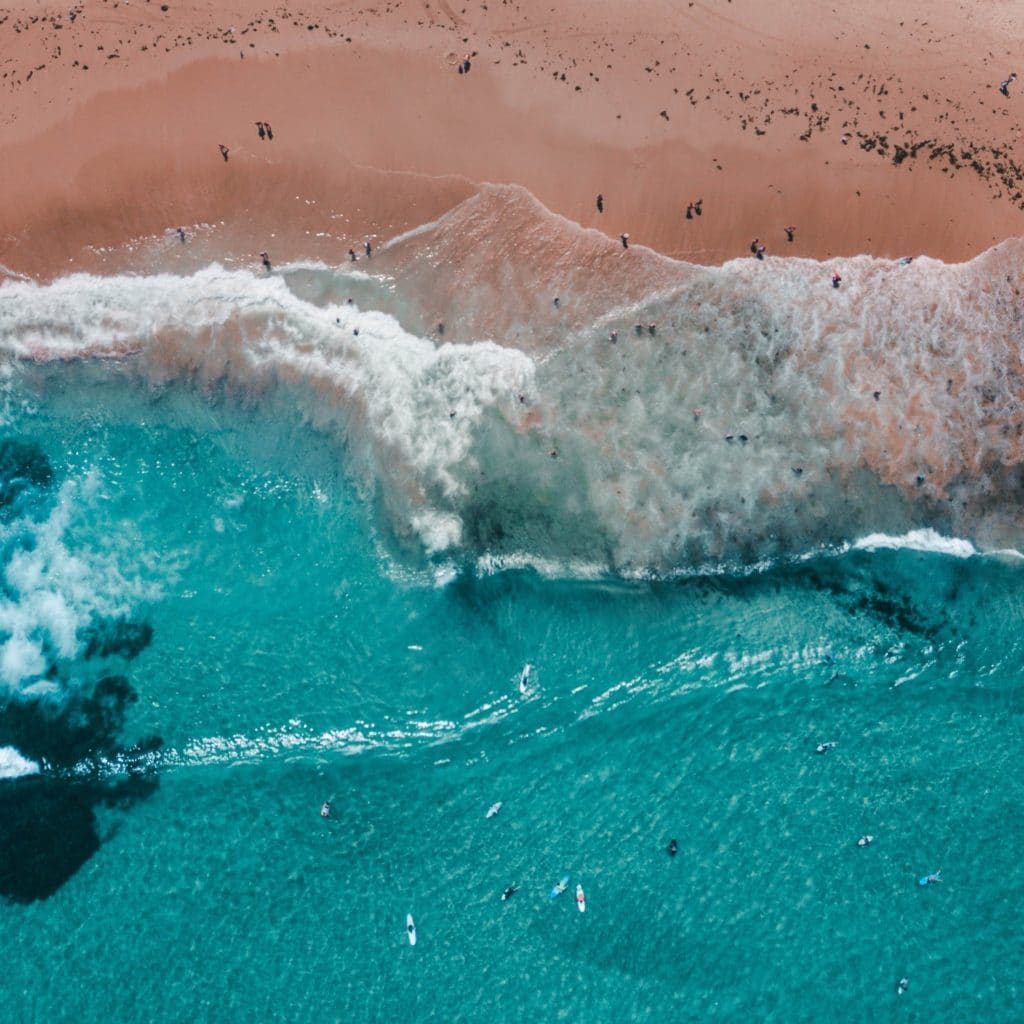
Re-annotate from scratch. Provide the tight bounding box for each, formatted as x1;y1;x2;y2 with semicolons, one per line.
0;675;162;905
83;618;154;661
0;437;162;904
0;438;54;523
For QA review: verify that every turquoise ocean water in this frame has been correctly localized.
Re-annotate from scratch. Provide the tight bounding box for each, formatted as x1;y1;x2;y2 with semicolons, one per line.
1;227;1022;1021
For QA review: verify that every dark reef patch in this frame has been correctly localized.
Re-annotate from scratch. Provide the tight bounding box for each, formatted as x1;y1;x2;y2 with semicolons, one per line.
0;438;54;522
83;617;154;661
0;675;161;905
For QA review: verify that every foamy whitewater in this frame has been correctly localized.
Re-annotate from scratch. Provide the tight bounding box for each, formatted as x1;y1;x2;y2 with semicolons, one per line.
0;188;1020;1022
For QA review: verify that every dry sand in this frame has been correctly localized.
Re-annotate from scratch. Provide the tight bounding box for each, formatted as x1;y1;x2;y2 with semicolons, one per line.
2;1;1024;279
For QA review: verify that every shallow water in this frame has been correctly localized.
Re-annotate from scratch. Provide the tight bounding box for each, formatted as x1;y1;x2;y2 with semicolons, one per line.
1;199;1022;1021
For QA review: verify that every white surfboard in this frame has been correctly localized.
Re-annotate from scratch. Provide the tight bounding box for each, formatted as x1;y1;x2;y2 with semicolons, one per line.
486;801;503;819
406;913;417;946
518;663;533;694
576;883;586;913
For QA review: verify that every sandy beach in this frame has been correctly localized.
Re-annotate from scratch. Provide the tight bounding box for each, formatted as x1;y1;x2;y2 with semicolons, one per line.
1;0;1023;279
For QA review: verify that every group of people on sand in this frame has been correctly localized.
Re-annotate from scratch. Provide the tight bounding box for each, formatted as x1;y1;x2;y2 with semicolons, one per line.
215;120;274;161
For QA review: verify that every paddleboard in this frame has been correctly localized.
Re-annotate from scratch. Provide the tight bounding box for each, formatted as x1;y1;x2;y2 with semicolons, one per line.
576;883;586;913
486;801;502;819
406;913;417;946
549;875;570;899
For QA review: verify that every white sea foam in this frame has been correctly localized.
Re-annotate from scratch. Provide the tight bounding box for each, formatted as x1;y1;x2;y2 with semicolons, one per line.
852;529;979;558
3;187;1024;574
0;745;40;779
0;476;158;697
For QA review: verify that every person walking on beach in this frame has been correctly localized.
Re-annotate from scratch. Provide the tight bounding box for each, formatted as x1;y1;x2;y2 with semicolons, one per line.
364;241;372;259
219;144;230;162
265;123;273;140
596;193;604;213
750;238;759;255
256;121;266;140
785;225;795;242
260;251;271;272
621;233;629;249
755;244;766;260
693;198;703;216
685;202;694;219
348;248;358;261
1000;73;1017;97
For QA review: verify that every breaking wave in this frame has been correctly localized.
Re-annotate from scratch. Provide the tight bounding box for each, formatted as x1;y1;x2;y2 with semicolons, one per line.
2;184;1024;576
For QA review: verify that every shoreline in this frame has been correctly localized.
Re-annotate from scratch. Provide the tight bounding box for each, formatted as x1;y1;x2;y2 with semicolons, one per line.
1;2;1023;280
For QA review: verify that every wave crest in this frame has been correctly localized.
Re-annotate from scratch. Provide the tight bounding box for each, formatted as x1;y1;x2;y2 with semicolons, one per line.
3;185;1024;574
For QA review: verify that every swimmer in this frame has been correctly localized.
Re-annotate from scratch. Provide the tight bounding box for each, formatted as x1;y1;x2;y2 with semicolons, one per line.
917;870;942;886
897;977;909;996
501;883;519;901
856;835;874;847
667;838;678;857
320;801;332;818
815;741;837;754
831;272;842;288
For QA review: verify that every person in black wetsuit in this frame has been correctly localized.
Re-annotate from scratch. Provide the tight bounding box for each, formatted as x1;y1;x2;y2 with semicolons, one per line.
667;838;678;857
501;883;519;901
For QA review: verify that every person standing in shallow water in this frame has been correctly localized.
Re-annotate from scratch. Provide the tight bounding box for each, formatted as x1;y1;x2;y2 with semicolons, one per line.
621;233;629;248
260;251;271;272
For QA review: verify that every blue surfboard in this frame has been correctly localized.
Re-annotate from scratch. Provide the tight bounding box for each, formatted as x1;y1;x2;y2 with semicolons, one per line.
549;875;570;899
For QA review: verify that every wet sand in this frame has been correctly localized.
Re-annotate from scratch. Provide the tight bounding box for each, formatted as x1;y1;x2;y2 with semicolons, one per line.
1;1;1023;278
